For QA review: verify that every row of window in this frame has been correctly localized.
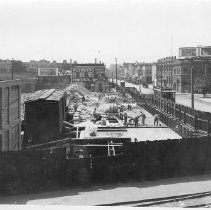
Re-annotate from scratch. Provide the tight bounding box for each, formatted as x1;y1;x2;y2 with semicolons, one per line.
173;68;181;75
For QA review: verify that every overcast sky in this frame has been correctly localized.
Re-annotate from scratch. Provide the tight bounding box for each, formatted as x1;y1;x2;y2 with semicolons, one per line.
0;0;210;65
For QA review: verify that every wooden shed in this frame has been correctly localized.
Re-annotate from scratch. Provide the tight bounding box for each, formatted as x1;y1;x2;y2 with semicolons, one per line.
24;89;67;145
0;80;21;151
94;78;106;92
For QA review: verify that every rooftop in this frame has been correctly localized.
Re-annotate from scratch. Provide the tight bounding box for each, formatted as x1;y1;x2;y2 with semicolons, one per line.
25;89;66;102
72;63;105;67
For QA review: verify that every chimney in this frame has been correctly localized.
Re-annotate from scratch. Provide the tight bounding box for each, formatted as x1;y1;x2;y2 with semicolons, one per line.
95;58;97;64
70;59;72;64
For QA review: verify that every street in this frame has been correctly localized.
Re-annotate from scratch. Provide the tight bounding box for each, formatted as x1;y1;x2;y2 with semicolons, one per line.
115;80;211;113
176;94;211;112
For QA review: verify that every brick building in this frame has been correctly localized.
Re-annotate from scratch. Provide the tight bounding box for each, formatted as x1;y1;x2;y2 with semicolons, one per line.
71;63;106;91
156;56;211;93
156;56;176;89
141;63;153;84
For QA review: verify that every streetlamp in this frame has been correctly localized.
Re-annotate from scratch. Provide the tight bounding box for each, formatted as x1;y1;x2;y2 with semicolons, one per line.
115;57;117;91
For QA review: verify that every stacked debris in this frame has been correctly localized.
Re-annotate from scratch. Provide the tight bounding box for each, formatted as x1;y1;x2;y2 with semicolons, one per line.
65;84;99;124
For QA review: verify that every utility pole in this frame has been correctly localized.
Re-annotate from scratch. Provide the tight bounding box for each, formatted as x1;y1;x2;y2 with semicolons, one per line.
11;59;14;80
115;57;117;91
138;64;142;92
160;64;163;98
191;66;194;110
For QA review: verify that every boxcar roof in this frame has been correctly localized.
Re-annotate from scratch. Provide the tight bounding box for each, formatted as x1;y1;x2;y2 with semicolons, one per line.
26;89;65;102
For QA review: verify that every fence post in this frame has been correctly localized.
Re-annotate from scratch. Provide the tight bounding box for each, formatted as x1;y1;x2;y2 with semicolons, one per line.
166;102;168;114
179;108;181;121
174;104;176;117
194;114;197;130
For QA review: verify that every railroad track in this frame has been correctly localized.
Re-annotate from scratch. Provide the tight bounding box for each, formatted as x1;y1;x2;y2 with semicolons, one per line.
97;191;211;207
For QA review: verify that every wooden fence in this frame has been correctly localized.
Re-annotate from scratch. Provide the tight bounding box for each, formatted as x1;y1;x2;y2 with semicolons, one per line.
122;86;211;136
1;135;211;194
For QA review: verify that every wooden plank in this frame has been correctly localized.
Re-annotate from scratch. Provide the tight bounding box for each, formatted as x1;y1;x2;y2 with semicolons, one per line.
9;124;19;151
1;130;9;151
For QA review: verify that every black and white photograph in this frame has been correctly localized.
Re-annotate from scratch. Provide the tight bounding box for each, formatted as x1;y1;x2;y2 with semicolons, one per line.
0;0;211;207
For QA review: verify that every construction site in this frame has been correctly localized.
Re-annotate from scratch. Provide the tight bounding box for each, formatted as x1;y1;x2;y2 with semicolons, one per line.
0;78;211;207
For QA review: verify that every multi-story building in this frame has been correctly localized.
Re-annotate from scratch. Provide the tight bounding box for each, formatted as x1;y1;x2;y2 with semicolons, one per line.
172;58;211;93
156;52;211;93
24;59;57;74
141;63;153;84
156;56;176;89
71;63;106;91
151;63;157;86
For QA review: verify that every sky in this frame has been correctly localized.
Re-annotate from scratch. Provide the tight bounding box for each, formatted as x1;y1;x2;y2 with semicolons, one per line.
0;0;211;66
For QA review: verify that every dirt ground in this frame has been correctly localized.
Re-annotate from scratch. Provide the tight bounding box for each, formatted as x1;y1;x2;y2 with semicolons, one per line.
1;174;211;205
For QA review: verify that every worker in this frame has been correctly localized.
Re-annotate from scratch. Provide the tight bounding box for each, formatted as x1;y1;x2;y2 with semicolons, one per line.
154;114;160;126
74;102;78;112
93;108;97;120
124;113;128;126
134;115;139;127
82;95;85;104
142;112;146;125
120;105;124;113
120;105;124;120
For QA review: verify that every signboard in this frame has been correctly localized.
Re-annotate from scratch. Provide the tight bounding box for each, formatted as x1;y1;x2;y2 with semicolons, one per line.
200;47;211;57
72;67;93;83
179;47;197;57
38;68;59;76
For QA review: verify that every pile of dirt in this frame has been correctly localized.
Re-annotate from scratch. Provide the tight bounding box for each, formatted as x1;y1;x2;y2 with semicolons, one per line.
66;83;92;96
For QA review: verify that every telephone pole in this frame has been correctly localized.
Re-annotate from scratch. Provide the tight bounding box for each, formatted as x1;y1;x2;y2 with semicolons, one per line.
191;66;194;110
11;59;14;80
115;57;117;91
160;64;163;98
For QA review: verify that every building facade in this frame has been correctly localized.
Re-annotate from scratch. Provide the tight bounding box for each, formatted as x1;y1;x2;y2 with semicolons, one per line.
156;55;211;93
172;58;211;93
71;63;106;91
151;63;157;86
156;56;176;89
141;63;153;84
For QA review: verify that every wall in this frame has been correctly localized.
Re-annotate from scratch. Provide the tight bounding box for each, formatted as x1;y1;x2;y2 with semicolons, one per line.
0;72;38;93
0;80;21;151
152;64;157;86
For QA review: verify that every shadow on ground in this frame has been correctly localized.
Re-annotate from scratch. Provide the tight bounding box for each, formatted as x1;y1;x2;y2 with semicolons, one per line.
1;173;211;205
